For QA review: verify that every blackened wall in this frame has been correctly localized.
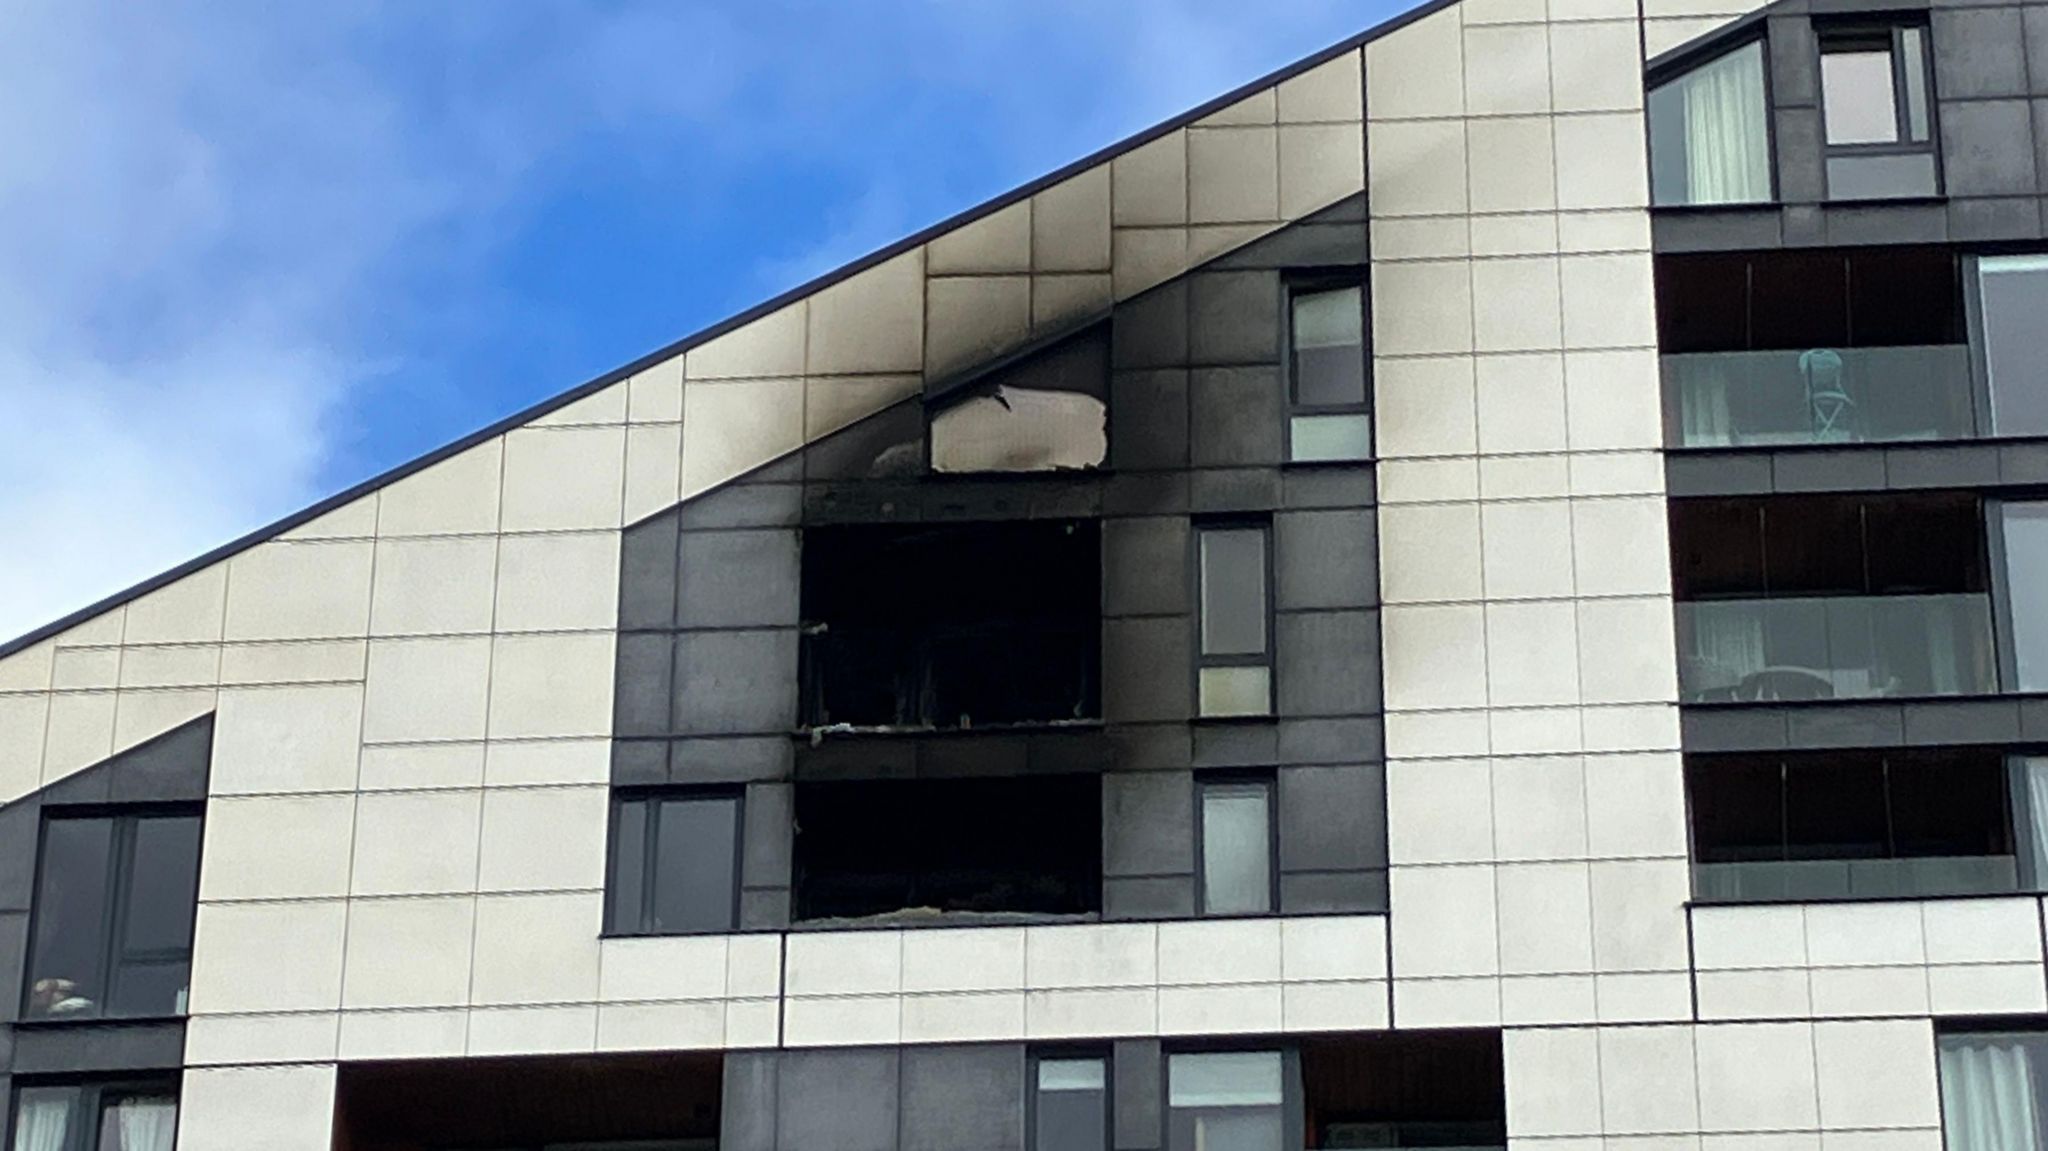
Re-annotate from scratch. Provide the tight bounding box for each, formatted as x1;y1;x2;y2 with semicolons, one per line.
610;195;1387;929
1655;0;2048;252
0;715;212;1097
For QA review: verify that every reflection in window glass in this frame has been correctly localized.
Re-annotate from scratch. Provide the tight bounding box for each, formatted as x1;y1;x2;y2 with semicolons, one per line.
25;813;201;1022
609;793;741;935
1168;1052;1285;1151
1647;40;1772;206
1821;48;1900;145
1035;1058;1108;1151
2005;503;2048;693
1287;284;1371;462
1980;257;2048;438
1201;781;1273;915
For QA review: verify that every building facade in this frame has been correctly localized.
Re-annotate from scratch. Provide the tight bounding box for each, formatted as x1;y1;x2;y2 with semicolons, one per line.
6;0;2048;1145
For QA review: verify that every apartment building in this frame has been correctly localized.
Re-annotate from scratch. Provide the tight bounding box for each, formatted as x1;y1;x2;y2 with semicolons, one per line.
6;0;2048;1146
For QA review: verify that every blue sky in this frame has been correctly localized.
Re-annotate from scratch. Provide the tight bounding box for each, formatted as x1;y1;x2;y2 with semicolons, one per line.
0;0;1404;642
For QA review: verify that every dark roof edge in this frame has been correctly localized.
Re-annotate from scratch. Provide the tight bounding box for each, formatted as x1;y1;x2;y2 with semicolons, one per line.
0;0;1462;662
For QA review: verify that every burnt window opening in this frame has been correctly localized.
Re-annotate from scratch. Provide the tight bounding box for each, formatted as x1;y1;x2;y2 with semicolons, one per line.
792;774;1102;922
1302;1033;1506;1151
1687;747;2023;901
929;325;1110;475
800;520;1101;731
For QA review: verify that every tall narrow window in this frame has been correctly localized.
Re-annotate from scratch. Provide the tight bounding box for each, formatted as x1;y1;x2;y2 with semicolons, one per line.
1287;284;1371;461
1033;1057;1109;1151
1939;1031;2048;1151
1196;525;1272;718
2016;758;2048;891
2002;503;2048;692
1978;256;2048;437
1168;1052;1286;1151
606;791;742;935
1647;39;1772;206
9;1082;179;1151
1819;24;1938;200
23;811;201;1021
1199;777;1274;915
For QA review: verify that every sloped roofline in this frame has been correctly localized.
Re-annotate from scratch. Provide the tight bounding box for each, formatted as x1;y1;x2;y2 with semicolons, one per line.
1;0;1465;660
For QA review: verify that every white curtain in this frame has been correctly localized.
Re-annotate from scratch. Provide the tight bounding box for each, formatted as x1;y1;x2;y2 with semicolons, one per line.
1678;360;1734;446
2024;759;2048;891
1942;1037;2042;1151
1684;42;1772;204
1684;602;1768;697
115;1096;179;1151
10;1095;70;1151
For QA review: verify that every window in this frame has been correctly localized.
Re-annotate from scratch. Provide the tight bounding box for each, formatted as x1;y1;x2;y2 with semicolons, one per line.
1196;525;1272;718
792;775;1100;922
1976;256;2048;438
22;811;201;1022
1687;748;2023;901
1286;284;1371;461
1939;1030;2048;1151
2000;502;2048;692
9;1081;178;1151
606;792;741;936
1199;777;1274;915
1818;24;1937;200
800;520;1101;730
1168;1052;1285;1151
1647;39;1772;206
1032;1056;1109;1151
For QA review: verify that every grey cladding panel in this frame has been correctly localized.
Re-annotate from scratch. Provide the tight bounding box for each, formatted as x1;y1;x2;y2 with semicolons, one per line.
1277;610;1381;718
1113;1039;1164;1151
900;1044;1026;1151
777;1048;901;1151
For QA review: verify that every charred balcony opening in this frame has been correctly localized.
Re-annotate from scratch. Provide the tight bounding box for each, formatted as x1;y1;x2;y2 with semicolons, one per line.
799;519;1101;732
333;1052;722;1151
792;773;1102;923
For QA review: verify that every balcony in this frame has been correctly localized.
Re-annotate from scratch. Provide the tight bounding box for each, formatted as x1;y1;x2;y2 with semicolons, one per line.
1676;592;1998;703
1664;344;1974;448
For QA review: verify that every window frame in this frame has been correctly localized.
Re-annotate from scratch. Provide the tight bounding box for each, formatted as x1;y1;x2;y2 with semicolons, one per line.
1194;772;1280;917
1644;32;1779;209
1191;520;1277;720
1965;253;2048;439
1989;497;2048;695
1282;274;1373;464
603;787;746;938
1027;1048;1113;1151
6;1077;180;1151
20;805;204;1024
1161;1048;1302;1151
1815;20;1941;200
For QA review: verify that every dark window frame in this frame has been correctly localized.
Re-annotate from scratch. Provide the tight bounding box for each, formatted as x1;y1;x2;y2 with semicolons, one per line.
1191;519;1277;721
20;804;204;1024
603;787;745;938
6;1076;180;1151
1027;1048;1113;1151
1965;253;2048;439
1815;20;1941;200
1193;771;1280;917
1989;496;2048;694
1282;273;1374;464
1644;31;1780;209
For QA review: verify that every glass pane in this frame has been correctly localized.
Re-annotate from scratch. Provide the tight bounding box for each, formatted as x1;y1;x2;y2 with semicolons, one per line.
122;816;201;953
12;1086;79;1151
1647;40;1771;206
27;816;114;1019
1199;666;1272;719
1036;1059;1108;1151
1826;152;1938;200
2006;504;2048;692
1822;48;1900;144
1292;287;1365;407
1171;1052;1284;1106
2024;758;2048;890
1289;414;1373;462
608;800;649;932
101;1095;179;1151
1980;256;2048;437
651;796;739;934
1200;529;1267;656
1901;29;1931;142
1202;784;1273;915
1939;1033;2048;1151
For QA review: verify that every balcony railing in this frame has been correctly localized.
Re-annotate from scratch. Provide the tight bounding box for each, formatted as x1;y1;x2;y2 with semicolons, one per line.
1676;593;1998;703
1694;854;2020;903
1664;345;1974;448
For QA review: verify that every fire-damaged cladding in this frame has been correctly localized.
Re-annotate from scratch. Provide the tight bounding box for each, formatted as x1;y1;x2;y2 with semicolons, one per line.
607;193;1387;931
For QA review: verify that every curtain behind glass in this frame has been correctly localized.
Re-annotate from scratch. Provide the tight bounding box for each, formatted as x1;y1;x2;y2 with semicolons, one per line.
11;1090;73;1151
1682;43;1771;204
1941;1035;2043;1151
2024;759;2048;890
112;1096;179;1151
